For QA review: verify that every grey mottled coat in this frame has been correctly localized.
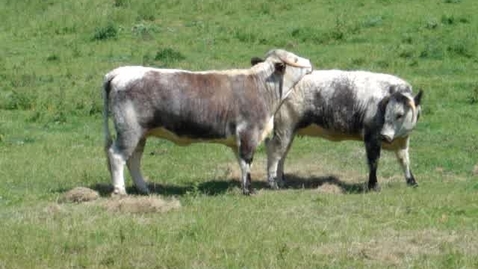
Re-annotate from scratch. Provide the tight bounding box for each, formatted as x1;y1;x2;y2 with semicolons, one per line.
265;70;423;191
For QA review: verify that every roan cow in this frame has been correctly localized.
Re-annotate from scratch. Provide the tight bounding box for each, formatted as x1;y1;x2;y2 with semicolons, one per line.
103;49;313;195
256;69;423;191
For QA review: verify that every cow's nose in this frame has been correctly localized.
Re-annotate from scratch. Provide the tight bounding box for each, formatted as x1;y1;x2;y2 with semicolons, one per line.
380;134;393;143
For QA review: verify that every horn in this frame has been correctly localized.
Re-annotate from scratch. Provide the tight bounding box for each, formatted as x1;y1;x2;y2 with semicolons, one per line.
397;92;417;121
278;54;311;68
268;49;312;68
408;98;417;120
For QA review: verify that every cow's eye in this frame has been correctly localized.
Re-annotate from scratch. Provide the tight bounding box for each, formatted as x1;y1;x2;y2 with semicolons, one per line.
396;114;404;120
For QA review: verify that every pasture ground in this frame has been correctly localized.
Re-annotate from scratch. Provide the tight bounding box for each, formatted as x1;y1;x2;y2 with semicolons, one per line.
1;0;477;268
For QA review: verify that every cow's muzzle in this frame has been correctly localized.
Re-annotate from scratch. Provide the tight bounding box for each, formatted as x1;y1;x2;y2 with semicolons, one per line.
380;134;393;144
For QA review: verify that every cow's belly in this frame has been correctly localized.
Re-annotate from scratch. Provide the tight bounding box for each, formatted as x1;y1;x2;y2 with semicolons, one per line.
296;124;409;151
146;127;236;147
296;124;362;142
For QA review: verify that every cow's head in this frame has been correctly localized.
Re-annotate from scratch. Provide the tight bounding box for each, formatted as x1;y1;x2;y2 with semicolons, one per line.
380;90;423;143
251;49;313;101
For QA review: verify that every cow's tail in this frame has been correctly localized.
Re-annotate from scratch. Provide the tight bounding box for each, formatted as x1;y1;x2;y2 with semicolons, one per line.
103;72;115;153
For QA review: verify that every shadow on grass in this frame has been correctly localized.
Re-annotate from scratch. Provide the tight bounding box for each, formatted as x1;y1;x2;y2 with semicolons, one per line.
87;174;365;197
283;174;366;193
89;180;268;197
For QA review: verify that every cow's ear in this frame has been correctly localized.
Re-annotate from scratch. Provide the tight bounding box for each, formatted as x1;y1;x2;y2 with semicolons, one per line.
414;90;423;106
250;57;264;66
379;95;390;114
274;62;286;73
388;85;398;94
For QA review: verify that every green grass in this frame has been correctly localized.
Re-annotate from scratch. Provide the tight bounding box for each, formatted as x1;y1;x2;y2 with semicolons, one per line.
1;0;478;268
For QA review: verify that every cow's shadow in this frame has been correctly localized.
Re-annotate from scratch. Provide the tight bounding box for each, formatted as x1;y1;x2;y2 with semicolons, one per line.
282;174;366;193
89;174;366;197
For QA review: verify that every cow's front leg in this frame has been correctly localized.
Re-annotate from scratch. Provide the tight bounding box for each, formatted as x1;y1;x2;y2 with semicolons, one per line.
238;157;254;195
364;134;382;192
237;133;257;195
395;143;418;187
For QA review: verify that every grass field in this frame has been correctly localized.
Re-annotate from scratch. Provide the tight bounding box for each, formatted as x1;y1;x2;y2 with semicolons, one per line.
1;0;477;268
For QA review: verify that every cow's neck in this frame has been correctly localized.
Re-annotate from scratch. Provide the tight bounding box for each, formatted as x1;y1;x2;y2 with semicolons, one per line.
248;62;281;117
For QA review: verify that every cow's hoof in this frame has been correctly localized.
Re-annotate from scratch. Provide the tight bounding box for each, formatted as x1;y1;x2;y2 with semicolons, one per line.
111;188;127;197
268;180;279;190
136;187;151;195
368;184;381;192
242;188;256;196
407;179;418;188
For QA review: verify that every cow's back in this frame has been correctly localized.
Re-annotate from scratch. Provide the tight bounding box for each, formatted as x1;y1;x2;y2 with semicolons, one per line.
109;67;240;140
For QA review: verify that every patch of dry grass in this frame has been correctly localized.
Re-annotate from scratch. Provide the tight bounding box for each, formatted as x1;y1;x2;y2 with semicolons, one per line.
315;182;344;194
59;187;100;203
58;187;181;214
100;195;181;214
312;229;478;267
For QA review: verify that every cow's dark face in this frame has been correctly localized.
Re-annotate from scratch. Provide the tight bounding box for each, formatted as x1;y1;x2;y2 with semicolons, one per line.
380;90;423;142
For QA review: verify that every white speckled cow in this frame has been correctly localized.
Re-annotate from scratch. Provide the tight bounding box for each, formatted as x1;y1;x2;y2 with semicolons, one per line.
103;49;313;196
259;69;423;191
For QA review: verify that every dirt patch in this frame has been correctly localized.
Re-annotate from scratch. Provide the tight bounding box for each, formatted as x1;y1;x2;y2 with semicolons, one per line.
101;196;181;214
58;187;180;214
436;166;445;173
312;229;477;266
59;187;100;203
43;203;64;215
316;182;344;194
473;164;478;176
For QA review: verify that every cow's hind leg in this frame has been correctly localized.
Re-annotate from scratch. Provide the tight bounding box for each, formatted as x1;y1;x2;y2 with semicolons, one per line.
107;143;128;196
126;138;150;194
276;135;295;188
266;132;294;189
364;133;382;192
107;129;143;196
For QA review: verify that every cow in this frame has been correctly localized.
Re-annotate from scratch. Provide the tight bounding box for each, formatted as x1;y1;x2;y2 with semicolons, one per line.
255;69;423;191
103;49;313;196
